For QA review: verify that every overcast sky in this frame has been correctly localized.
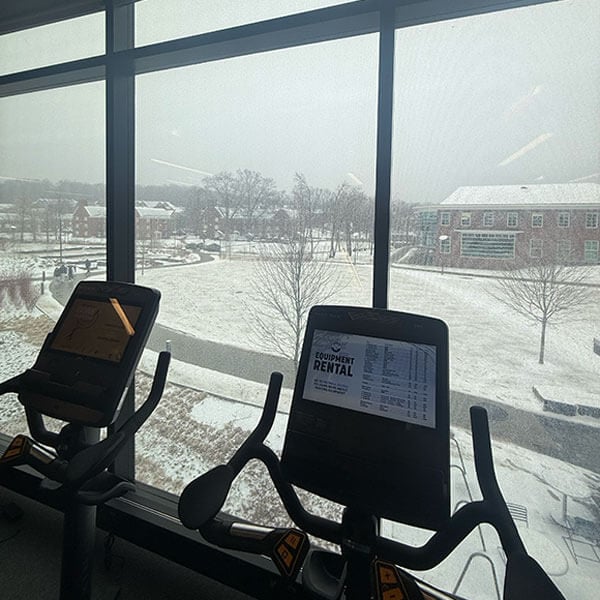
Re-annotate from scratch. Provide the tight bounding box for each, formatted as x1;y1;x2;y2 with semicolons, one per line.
0;0;598;204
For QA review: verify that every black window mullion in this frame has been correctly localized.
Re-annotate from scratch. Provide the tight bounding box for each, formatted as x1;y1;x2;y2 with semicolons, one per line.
106;0;136;479
372;1;395;309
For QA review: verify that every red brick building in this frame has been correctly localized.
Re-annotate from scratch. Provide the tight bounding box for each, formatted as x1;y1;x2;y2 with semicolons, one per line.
72;201;175;240
419;183;600;269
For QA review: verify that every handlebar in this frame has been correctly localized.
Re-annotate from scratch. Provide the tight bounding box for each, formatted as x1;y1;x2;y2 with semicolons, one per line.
179;372;566;600
0;352;171;504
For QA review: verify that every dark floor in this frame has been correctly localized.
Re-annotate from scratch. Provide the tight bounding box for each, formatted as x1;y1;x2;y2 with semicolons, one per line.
0;488;254;600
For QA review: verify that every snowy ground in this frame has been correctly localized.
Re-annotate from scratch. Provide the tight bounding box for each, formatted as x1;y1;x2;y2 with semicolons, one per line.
1;252;599;599
138;258;600;418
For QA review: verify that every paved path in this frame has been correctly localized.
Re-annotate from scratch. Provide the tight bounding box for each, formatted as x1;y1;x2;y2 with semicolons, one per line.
48;278;600;474
148;324;599;474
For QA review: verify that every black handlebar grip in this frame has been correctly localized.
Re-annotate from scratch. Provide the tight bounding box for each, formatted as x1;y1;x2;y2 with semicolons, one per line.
179;464;235;530
228;372;282;473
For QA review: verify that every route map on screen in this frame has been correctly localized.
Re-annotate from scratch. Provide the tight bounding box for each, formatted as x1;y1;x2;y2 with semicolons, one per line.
50;298;141;363
304;329;436;428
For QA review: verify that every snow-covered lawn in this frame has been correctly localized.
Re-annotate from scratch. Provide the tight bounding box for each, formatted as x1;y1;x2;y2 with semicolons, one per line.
139;258;600;417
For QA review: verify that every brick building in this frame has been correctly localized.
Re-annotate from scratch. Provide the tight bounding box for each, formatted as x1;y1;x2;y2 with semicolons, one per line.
72;201;175;239
418;183;600;269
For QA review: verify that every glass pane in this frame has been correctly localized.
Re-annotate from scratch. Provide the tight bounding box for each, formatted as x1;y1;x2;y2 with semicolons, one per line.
134;35;377;530
136;0;356;47
0;83;106;436
388;1;600;598
0;13;105;76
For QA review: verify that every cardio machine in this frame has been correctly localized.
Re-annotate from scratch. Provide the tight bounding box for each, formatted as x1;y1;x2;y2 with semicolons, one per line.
0;281;170;600
178;305;566;600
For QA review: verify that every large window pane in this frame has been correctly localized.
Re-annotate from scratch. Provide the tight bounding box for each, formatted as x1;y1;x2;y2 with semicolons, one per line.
0;83;106;436
388;1;600;598
134;35;377;530
136;0;357;47
0;14;104;76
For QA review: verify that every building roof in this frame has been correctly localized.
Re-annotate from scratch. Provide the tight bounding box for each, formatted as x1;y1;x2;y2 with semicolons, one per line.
136;207;173;219
84;205;106;218
439;183;600;209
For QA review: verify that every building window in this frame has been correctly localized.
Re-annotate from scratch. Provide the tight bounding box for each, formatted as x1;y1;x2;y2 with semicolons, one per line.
531;213;543;228
460;212;471;227
530;239;543;258
557;212;570;227
483;212;494;227
507;212;518;227
440;237;451;254
585;212;599;228
584;240;599;263
460;232;515;258
557;240;571;261
440;212;450;226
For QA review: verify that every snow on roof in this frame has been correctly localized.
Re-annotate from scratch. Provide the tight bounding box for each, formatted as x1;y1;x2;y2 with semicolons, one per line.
440;183;600;208
84;205;106;218
135;207;173;219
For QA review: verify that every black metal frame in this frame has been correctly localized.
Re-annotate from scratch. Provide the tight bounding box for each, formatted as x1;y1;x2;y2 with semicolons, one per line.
0;0;562;597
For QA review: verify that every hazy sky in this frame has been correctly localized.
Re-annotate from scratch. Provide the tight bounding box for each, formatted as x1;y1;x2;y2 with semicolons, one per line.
1;0;598;204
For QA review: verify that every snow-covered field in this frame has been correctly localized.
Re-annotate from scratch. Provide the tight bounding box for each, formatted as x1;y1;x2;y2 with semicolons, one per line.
138;258;600;416
1;254;599;600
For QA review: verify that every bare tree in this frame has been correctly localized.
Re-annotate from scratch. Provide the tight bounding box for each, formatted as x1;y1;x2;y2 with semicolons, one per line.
493;259;593;364
250;234;341;367
204;169;279;236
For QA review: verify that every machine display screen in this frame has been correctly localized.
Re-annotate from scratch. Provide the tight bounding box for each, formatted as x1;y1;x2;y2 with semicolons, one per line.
50;298;141;363
304;329;436;428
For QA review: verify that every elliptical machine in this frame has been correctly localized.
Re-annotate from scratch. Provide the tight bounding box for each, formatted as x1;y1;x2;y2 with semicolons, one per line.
0;281;170;600
178;306;566;600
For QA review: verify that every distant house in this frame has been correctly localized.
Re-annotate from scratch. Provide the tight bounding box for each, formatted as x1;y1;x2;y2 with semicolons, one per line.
418;183;600;268
72;201;175;239
72;202;106;238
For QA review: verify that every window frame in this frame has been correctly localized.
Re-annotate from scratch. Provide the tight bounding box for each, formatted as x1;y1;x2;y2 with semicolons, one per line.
585;212;599;229
584;239;599;263
557;211;570;228
507;212;518;227
531;213;543;228
440;211;451;226
482;211;494;227
530;238;543;258
0;0;579;596
461;212;472;227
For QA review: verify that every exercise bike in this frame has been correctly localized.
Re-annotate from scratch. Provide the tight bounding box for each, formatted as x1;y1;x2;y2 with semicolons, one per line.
0;281;170;600
178;306;566;600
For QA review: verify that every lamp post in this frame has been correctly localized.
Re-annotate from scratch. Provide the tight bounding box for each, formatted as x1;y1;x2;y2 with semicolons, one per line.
439;235;449;274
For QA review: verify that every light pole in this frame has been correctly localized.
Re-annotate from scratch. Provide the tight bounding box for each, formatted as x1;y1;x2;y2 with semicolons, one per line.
438;235;449;274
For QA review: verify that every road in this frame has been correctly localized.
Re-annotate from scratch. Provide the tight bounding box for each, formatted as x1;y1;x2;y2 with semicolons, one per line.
148;323;599;474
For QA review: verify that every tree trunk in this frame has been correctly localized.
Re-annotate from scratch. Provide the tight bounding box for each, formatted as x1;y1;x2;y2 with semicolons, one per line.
538;318;547;364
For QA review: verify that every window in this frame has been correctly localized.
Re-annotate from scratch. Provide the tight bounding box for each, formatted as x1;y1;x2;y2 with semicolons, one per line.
135;0;356;46
557;211;570;227
482;212;494;227
440;236;450;254
557;240;571;261
135;35;377;503
0;83;106;436
460;212;471;227
530;238;543;258
0;14;104;76
586;212;599;228
531;213;543;228
461;232;515;258
3;1;600;599
390;4;599;595
584;240;599;263
440;212;450;226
